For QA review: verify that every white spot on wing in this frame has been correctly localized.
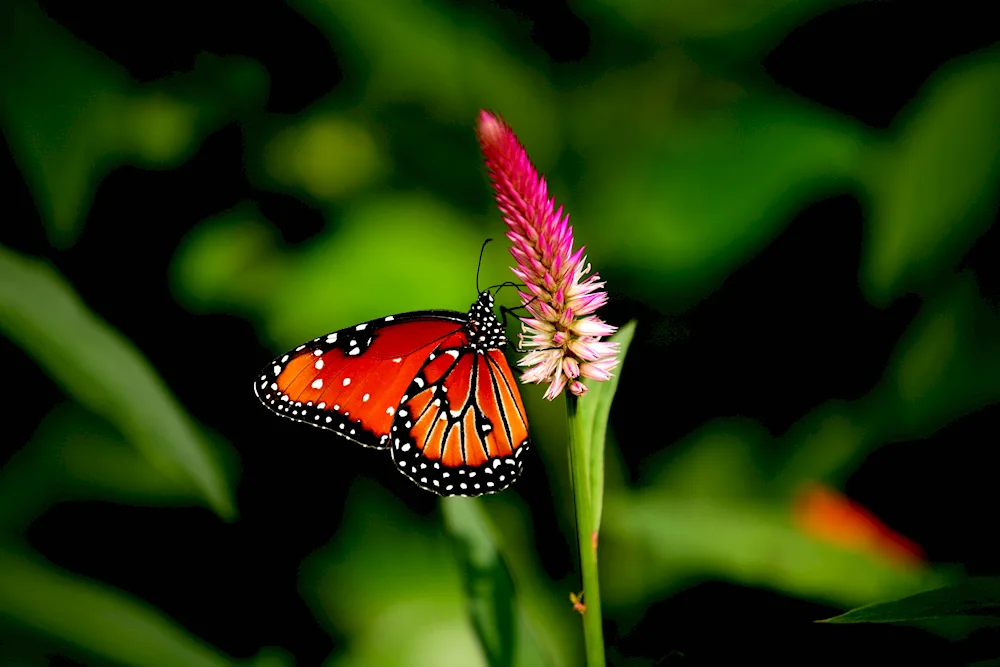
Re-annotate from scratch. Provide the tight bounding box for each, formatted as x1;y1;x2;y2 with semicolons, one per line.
385;316;394;321
362;393;370;402
312;379;323;389
273;365;281;376
445;349;459;359
315;359;324;370
356;323;368;330
343;378;351;386
326;333;337;343
386;407;395;416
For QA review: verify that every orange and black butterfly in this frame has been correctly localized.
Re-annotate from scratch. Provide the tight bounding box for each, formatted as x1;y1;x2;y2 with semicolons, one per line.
254;291;530;496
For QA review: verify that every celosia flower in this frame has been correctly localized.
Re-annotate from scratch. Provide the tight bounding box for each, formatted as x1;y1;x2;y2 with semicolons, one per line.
476;110;619;400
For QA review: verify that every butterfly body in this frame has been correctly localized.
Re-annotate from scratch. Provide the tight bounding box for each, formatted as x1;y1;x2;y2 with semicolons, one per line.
254;292;530;496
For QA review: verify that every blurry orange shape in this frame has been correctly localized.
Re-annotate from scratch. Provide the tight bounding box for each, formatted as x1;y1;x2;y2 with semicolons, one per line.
569;591;586;615
794;482;926;568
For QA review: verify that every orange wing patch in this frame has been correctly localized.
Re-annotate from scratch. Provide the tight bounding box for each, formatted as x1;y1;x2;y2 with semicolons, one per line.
390;347;530;496
255;317;466;448
482;349;529;457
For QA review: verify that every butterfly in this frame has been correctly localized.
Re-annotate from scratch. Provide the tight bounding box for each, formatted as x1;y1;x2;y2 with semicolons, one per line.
253;290;530;496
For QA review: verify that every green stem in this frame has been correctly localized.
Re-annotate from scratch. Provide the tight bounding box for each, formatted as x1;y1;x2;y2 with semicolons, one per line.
566;393;605;667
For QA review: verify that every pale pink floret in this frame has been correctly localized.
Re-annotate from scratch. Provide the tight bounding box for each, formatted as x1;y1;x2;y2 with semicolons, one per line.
477;110;619;400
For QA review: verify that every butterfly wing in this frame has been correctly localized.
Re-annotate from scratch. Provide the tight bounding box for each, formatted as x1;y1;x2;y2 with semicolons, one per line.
390;344;530;496
254;311;468;449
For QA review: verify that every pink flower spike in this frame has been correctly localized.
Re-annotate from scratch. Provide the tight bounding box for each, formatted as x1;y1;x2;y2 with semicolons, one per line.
477;110;619;400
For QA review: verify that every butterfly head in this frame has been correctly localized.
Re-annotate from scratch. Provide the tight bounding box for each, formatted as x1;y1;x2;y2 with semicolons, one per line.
467;291;506;352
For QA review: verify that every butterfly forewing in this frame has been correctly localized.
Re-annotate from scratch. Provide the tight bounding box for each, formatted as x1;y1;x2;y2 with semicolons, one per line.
254;312;466;449
390;344;530;496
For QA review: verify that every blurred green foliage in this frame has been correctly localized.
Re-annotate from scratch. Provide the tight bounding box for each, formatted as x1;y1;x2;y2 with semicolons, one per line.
0;546;247;667
0;247;236;519
0;1;266;248
2;0;999;664
862;53;1000;304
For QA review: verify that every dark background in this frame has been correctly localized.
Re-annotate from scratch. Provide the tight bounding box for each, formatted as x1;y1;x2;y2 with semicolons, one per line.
3;1;1000;665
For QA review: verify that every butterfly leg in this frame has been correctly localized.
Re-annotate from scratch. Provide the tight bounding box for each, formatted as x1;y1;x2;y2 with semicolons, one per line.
499;298;540;354
500;299;564;354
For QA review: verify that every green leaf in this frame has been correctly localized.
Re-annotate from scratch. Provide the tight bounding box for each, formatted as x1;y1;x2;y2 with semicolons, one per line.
440;498;552;667
0;404;239;533
0;545;242;667
441;498;517;667
578;320;637;534
878;275;1000;441
301;482;495;667
820;578;1000;624
302;482;563;667
862;50;1000;303
0;245;236;519
601;494;946;610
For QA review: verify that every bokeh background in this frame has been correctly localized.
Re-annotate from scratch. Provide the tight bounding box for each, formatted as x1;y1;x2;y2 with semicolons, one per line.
2;0;1000;665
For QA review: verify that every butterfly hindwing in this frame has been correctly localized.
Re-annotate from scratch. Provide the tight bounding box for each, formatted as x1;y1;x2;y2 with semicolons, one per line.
390;344;530;496
254;311;467;449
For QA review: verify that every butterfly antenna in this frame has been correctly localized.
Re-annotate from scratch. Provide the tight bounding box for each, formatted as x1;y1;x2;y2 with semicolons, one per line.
489;280;526;296
476;238;493;293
